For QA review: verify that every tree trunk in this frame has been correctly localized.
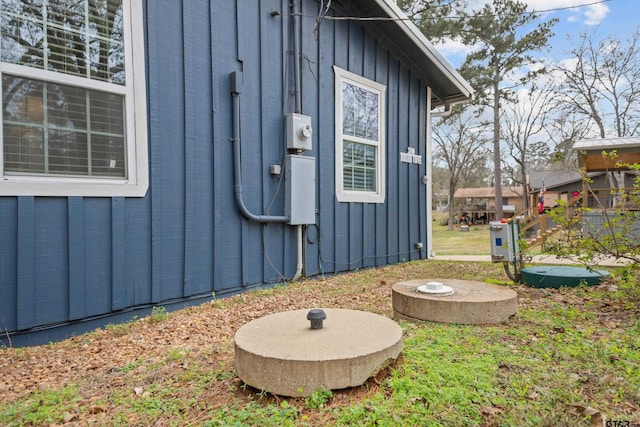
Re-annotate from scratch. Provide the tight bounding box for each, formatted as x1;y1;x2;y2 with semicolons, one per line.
521;163;529;211
493;60;504;220
447;180;456;230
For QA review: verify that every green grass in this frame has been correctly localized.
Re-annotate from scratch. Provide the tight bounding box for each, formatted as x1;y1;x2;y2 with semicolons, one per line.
332;314;640;426
2;386;82;425
431;220;491;255
431;212;546;257
1;260;638;426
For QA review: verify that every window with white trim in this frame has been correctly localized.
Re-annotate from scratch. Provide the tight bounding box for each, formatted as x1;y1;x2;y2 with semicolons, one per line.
334;66;385;203
0;0;148;196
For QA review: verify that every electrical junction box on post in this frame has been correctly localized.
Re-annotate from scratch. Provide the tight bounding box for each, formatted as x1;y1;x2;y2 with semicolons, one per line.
286;113;313;151
285;155;316;225
489;221;519;262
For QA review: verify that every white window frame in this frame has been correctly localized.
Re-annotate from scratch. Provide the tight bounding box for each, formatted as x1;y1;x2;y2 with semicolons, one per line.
0;0;148;197
334;66;386;203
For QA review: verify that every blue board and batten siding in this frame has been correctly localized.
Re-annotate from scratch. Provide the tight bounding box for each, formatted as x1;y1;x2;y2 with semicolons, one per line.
1;0;430;346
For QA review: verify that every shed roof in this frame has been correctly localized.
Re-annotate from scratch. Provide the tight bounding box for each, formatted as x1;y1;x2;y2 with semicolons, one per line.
454;187;523;198
573;137;640;151
337;0;474;107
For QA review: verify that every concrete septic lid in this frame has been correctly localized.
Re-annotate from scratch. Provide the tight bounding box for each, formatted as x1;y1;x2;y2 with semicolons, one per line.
393;279;518;324
234;308;403;397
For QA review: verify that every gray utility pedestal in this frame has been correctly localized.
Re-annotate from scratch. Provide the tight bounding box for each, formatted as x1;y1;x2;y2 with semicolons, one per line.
234;308;403;397
392;279;518;324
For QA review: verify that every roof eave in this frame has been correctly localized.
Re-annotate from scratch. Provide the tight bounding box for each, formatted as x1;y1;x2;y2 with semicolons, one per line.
573;136;640;151
345;0;474;107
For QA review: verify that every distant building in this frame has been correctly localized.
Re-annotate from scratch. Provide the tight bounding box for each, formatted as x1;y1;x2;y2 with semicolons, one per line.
530;136;640;210
453;186;524;223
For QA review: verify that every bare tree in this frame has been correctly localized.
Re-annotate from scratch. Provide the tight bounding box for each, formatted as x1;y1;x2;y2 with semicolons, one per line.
544;107;593;168
501;83;556;210
432;108;491;229
556;27;640;138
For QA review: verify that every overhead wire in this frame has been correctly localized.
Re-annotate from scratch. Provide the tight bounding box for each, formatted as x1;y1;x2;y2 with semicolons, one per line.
298;0;613;23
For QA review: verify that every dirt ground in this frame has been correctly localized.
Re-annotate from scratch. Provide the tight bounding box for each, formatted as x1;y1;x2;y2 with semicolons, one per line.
0;261;637;425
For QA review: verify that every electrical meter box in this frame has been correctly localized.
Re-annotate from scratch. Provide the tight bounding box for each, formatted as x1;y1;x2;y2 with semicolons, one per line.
489;221;519;262
285;155;316;224
286;113;313;151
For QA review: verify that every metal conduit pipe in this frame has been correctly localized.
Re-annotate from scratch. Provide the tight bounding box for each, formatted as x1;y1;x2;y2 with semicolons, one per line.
290;1;304;280
292;225;303;281
230;71;288;223
292;0;302;114
230;71;304;280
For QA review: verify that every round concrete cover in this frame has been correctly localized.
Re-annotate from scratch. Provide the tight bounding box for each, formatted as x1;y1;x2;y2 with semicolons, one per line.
234;308;403;397
393;279;518;324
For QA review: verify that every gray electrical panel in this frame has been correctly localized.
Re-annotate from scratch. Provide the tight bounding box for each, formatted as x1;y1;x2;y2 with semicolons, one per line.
285;155;316;225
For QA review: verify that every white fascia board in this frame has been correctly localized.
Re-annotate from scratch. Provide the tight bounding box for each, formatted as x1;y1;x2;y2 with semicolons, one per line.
375;0;474;102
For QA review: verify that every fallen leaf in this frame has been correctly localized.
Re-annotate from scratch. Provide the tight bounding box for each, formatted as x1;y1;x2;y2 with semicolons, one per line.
590;412;605;427
526;391;539;400
63;412;78;423
480;405;503;415
582;406;598;416
568;404;605;427
406;397;426;405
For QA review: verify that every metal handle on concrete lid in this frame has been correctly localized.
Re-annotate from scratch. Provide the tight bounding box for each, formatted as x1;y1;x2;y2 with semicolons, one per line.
307;309;326;329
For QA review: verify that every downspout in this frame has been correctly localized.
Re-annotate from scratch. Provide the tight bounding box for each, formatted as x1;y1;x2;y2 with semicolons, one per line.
230;71;289;223
431;105;453;118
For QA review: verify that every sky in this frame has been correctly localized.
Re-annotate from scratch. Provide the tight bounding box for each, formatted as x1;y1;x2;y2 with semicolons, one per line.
436;0;640;68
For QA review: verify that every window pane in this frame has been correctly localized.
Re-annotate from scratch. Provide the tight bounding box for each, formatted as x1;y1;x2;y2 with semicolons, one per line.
90;91;123;134
343;140;376;192
2;74;126;177
90;134;125;176
3;124;45;172
1;0;125;84
48;129;88;174
342;81;378;141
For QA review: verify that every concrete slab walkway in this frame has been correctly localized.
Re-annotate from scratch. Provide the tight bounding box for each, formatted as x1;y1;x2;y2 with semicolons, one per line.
430;254;630;268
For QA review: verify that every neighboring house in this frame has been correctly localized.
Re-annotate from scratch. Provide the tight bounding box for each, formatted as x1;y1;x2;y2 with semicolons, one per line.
529;137;640;210
0;0;472;346
528;169;593;210
453;186;524;223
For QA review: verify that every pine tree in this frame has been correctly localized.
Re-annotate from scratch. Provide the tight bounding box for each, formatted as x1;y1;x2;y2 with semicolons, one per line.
458;0;557;219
